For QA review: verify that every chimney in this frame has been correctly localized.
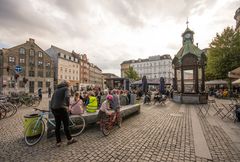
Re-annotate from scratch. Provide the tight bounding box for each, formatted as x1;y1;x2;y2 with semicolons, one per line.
196;43;198;47
29;38;35;43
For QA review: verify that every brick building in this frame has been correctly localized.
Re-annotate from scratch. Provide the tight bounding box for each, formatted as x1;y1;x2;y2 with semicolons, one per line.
0;38;54;93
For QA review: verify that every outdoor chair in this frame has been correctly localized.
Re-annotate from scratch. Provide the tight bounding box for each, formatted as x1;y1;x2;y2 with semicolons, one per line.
197;99;215;117
211;102;225;118
221;103;238;121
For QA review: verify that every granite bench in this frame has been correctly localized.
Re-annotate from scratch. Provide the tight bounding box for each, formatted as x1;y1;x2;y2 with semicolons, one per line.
47;104;141;138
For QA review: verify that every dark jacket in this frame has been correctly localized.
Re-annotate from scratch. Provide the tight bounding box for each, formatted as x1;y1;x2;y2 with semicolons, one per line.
50;83;70;110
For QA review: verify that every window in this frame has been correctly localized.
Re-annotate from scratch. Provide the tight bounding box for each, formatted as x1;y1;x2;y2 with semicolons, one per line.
45;62;50;67
38;61;43;67
69;69;71;73
38;81;43;88
73;70;75;74
19;48;25;55
65;68;67;72
38;51;43;57
29;59;35;66
38;71;43;77
9;56;15;63
69;76;71;79
65;76;67;79
20;58;25;64
30;49;35;56
46;82;50;88
60;67;63;71
29;71;35;77
73;65;75;68
64;55;66;59
73;76;75;80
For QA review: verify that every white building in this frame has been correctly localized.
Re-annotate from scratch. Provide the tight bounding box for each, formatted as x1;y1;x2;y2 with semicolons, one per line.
46;45;80;90
129;54;173;84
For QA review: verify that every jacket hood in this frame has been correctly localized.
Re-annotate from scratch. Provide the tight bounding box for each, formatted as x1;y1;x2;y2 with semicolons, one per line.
57;83;67;89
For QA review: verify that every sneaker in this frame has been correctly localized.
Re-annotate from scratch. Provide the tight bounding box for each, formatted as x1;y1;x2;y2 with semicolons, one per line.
67;138;77;145
56;142;61;147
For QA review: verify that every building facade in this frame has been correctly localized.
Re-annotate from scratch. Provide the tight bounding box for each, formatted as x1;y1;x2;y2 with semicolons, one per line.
46;45;80;91
1;38;54;93
46;46;103;90
234;7;240;32
120;60;131;78
121;54;174;84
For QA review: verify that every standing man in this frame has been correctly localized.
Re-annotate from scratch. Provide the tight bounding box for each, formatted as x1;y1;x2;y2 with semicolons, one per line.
38;88;42;100
50;80;77;147
48;87;52;98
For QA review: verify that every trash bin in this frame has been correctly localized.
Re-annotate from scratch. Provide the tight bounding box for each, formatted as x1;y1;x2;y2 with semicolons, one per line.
23;113;42;137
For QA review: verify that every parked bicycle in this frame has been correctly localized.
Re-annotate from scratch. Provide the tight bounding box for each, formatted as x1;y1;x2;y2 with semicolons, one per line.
24;108;85;146
0;96;17;120
100;110;122;136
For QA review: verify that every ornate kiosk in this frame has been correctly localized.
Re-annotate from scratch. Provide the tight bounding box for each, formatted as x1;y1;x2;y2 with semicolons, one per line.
172;26;207;104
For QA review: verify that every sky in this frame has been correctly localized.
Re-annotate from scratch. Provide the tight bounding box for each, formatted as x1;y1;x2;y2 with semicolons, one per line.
0;0;239;76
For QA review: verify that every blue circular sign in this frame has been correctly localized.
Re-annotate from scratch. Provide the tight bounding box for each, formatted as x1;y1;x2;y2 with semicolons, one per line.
15;65;22;73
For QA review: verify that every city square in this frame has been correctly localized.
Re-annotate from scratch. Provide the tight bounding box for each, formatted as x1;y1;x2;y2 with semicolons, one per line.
0;95;240;162
1;0;240;162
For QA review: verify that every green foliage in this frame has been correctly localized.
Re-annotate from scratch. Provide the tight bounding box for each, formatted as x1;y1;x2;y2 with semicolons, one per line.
206;27;240;80
124;66;140;81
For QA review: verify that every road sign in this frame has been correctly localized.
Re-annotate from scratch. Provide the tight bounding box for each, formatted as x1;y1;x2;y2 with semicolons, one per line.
15;65;22;73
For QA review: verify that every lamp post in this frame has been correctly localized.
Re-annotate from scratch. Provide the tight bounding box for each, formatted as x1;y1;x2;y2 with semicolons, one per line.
228;72;232;97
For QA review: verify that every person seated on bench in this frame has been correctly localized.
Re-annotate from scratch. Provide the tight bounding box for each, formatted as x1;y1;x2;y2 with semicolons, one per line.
69;92;84;115
86;91;98;113
97;95;113;123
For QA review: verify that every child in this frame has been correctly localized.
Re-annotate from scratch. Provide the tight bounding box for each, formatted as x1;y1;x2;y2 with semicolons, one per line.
69;92;84;115
97;95;113;122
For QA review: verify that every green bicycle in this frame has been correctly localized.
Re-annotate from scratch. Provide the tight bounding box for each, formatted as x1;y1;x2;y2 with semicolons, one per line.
24;108;85;146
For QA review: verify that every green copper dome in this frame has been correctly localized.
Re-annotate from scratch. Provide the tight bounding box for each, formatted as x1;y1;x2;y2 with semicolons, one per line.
174;27;204;63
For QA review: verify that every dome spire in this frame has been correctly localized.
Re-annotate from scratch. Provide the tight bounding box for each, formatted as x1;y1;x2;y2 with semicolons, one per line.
186;17;189;28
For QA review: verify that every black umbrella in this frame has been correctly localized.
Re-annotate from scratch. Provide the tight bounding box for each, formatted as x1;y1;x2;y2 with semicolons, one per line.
159;77;165;94
142;76;148;95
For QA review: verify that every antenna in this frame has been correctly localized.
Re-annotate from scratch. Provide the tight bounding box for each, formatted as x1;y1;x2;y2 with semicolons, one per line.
186;17;189;28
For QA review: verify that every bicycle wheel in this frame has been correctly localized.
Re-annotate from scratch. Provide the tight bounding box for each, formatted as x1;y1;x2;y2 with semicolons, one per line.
69;115;85;137
5;103;17;117
101;120;111;136
0;106;7;119
24;119;45;146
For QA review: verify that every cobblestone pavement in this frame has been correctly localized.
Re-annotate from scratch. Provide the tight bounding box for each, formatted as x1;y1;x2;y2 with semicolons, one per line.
0;95;240;162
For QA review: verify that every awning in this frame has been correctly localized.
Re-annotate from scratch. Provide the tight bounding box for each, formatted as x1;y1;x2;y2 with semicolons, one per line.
232;78;240;85
228;67;240;79
205;80;228;85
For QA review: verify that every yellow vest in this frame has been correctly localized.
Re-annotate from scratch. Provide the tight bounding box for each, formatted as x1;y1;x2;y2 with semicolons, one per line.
86;96;98;113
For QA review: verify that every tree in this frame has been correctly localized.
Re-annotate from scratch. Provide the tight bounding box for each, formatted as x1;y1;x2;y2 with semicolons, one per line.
124;66;140;81
206;27;240;80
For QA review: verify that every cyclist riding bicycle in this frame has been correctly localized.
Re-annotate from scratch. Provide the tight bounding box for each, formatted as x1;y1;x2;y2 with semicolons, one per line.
97;95;113;123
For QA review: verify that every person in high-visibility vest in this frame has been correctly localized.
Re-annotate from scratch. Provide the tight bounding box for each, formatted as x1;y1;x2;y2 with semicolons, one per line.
86;92;98;113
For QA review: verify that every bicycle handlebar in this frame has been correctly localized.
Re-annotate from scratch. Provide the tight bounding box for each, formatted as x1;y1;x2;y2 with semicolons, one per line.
33;108;50;112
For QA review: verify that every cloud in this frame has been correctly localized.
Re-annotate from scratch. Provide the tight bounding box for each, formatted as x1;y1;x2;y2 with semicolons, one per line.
0;0;239;76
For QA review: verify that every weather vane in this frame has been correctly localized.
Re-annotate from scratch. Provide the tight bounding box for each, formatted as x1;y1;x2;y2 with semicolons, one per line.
186;17;189;28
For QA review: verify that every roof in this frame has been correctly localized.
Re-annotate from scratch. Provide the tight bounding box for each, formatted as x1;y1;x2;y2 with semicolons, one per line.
205;80;228;85
175;41;203;60
121;54;172;65
174;27;204;63
229;66;240;78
